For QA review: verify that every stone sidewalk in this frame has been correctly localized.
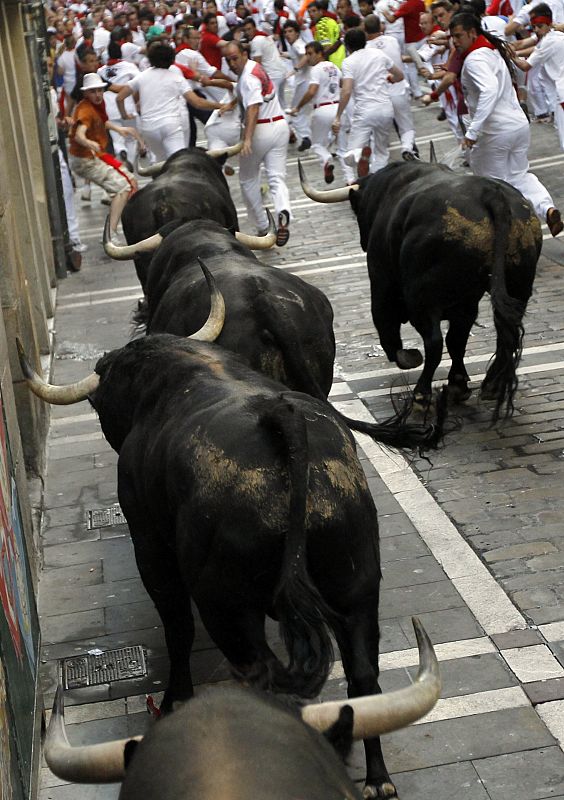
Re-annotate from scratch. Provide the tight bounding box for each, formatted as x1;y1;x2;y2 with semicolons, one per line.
39;108;564;800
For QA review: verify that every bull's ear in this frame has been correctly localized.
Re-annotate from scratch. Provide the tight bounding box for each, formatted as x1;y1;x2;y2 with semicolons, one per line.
323;704;354;761
124;739;140;769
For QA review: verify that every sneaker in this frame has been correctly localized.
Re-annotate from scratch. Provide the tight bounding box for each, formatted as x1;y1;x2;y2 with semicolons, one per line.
401;150;419;162
535;112;553;124
298;136;312;152
224;164;235;176
324;161;335;184
72;242;88;253
357;146;371;179
436;109;447;121
289;130;297;144
68;249;82;272
547;207;563;237
276;210;290;247
80;186;91;202
101;196;111;206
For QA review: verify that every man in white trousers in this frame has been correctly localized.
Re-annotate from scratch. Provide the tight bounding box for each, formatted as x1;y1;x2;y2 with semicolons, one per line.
332;27;404;177
282;20;313;151
289;41;355;184
451;12;563;236
364;14;419;160
512;4;564;152
224;41;292;245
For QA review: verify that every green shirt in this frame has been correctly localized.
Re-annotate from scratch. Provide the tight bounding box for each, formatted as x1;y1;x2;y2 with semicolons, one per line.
314;16;345;69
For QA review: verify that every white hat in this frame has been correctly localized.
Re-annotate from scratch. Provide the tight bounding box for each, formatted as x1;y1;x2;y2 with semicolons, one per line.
81;73;107;91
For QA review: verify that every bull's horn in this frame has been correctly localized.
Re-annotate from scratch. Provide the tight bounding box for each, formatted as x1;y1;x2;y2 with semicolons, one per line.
188;259;225;341
206;141;244;158
44;686;142;783
235;209;277;249
134;152;165;177
430;140;437;164
301;618;440;739
17;339;99;405
103;216;163;261
298;159;359;203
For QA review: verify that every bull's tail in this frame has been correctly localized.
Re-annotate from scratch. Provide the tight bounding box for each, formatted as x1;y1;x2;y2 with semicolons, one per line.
338;389;447;454
259;397;335;699
481;185;528;422
252;280;445;453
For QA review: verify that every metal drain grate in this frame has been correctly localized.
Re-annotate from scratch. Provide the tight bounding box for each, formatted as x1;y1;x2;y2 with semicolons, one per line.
86;503;125;530
60;645;147;689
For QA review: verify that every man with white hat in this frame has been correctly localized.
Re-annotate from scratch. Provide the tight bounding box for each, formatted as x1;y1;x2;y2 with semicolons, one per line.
69;72;142;244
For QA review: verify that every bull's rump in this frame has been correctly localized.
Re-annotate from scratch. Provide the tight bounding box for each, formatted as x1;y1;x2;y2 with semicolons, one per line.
355;163;540;309
119;390;379;610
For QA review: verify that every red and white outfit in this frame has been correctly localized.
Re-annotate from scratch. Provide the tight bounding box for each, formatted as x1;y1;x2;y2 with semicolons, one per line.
237;59;291;232
341;47;395;173
249;32;291;101
285;36;312;144
511;0;564;117
392;0;425;98
308;61;354;183
127;66;192;161
461;37;555;220
525;29;564;150
367;34;415;155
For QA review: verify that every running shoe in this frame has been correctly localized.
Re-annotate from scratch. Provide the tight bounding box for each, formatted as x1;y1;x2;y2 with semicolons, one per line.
276;210;290;247
357;146;371;178
324;162;335;184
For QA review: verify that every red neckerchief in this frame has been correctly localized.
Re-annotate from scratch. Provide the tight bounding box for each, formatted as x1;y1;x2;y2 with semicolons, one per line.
463;34;496;60
176;43;191;52
106;58;122;65
175;62;197;80
431;24;441;32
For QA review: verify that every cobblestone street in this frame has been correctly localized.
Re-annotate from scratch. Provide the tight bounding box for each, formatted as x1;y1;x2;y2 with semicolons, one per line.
39;102;564;800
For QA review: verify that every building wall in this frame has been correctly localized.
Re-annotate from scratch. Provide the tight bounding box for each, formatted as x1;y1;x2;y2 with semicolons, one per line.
0;2;67;798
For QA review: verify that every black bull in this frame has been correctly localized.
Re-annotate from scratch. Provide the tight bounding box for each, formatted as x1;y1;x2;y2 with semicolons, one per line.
121;148;239;288
302;161;542;422
21;335;441;798
136;219;336;398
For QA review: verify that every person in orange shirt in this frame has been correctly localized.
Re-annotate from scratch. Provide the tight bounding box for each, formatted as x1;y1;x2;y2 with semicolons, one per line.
69;73;141;244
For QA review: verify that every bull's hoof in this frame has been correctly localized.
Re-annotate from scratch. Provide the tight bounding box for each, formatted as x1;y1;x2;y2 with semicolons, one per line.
480;382;498;402
413;392;432;413
363;782;398;799
396;348;423;370
447;378;472;403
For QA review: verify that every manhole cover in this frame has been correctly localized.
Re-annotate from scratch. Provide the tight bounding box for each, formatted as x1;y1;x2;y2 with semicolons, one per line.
86;504;125;530
60;645;147;689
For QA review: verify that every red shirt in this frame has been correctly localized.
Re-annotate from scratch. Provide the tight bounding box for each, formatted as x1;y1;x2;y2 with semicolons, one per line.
394;0;425;43
200;28;223;69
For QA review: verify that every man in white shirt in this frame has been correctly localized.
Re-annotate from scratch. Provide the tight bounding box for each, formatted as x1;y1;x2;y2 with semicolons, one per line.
505;0;564;117
176;25;234;145
332;27;404;176
98;41;141;169
242;18;292;101
224;41;292;245
93;15;115;61
364;14;419;160
451;11;562;236
282;20;313;151
290;41;355;183
513;4;564;151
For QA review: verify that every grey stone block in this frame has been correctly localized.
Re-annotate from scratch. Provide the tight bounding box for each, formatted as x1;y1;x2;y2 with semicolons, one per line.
391;761;490;800
473;746;564;800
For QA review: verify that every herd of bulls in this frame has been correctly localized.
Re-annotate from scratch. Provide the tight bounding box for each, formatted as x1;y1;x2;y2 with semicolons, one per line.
20;144;543;799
